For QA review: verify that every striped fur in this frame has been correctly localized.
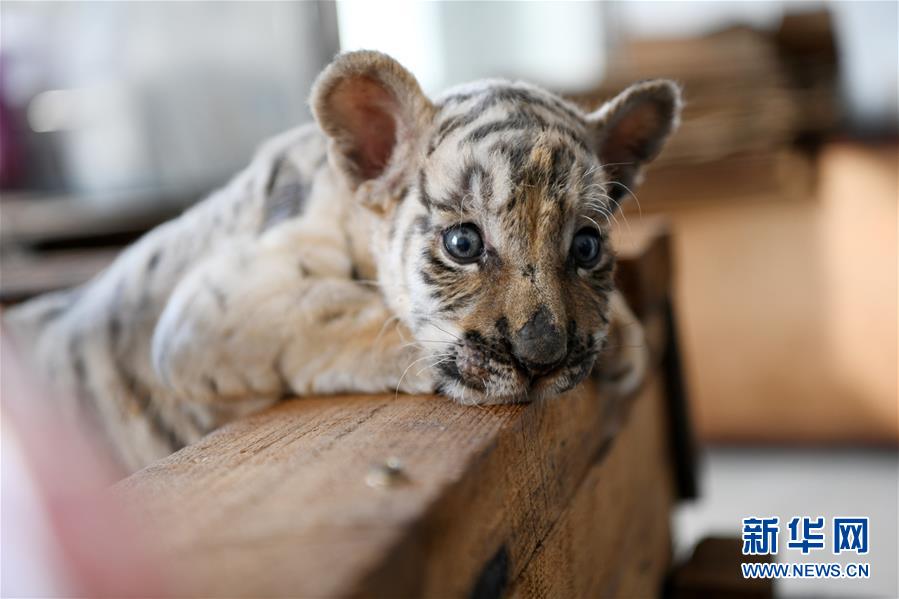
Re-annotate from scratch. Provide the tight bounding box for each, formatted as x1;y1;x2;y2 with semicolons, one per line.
4;52;680;471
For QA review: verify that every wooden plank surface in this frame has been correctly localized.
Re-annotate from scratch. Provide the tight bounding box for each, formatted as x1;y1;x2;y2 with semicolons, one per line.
116;375;669;598
507;375;673;599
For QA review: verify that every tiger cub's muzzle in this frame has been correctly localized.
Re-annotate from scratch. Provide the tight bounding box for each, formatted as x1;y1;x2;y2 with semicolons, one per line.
439;306;599;403
508;305;568;375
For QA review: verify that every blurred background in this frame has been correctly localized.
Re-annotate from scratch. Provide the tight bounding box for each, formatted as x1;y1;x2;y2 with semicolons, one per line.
0;2;896;597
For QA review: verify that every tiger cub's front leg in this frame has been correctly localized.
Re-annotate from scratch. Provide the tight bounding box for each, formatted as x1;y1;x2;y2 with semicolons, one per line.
152;241;434;406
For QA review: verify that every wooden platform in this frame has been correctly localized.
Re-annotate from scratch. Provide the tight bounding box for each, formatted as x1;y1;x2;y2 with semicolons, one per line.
112;220;693;598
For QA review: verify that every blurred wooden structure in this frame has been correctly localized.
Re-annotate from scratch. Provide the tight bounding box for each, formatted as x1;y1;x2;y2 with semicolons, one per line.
574;12;839;170
575;12;898;445
667;537;773;599
113;222;696;598
0;192;183;303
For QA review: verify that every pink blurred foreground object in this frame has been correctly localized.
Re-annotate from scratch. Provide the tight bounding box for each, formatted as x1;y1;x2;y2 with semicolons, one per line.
1;332;166;597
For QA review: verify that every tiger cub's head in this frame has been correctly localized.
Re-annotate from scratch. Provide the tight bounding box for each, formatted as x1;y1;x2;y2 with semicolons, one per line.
313;51;680;404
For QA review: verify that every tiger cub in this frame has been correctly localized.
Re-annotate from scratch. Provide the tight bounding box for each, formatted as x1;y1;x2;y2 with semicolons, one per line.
5;51;681;472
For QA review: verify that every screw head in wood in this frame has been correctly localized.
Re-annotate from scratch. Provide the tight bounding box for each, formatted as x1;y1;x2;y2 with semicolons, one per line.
365;457;407;488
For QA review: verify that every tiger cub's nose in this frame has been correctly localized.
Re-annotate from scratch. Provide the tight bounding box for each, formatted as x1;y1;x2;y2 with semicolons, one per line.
511;305;567;372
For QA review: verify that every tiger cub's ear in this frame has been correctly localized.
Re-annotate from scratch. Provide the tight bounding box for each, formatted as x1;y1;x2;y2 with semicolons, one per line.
588;79;682;205
311;51;436;205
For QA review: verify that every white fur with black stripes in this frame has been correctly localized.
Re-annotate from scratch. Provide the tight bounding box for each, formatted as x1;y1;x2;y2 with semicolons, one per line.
5;51;680;471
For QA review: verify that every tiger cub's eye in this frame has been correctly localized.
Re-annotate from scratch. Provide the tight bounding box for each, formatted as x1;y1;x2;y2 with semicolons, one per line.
442;223;484;263
571;227;602;268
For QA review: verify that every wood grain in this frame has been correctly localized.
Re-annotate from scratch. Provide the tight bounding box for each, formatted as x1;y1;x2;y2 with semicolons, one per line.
507;375;673;599
116;375;671;598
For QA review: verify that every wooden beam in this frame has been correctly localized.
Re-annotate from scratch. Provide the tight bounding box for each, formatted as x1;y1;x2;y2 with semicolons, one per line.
116;377;672;597
506;375;674;598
